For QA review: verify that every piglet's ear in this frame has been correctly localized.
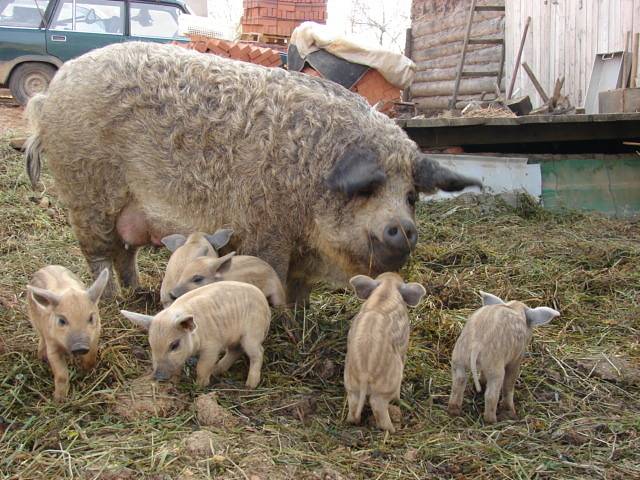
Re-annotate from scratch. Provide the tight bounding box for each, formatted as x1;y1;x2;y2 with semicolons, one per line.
326;146;386;198
206;228;233;250
176;314;196;332
213;252;236;275
480;291;505;306
161;234;187;252
87;268;109;304
414;154;482;194
398;282;426;307
525;307;559;327
349;275;381;300
28;286;62;309
121;310;154;331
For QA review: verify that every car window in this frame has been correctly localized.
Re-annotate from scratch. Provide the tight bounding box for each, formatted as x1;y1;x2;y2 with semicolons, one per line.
0;0;50;27
130;2;182;38
50;0;123;34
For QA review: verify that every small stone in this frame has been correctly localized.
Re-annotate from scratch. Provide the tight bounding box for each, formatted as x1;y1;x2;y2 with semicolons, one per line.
388;405;402;424
194;392;238;428
404;447;419;462
183;430;217;458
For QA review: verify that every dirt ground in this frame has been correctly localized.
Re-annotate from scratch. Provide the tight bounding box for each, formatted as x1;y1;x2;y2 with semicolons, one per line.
0;131;639;479
0;97;28;136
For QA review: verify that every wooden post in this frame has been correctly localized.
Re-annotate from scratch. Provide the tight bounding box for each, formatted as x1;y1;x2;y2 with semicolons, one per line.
622;31;631;88
631;32;639;89
449;0;477;110
507;16;531;100
522;62;549;103
403;27;412;102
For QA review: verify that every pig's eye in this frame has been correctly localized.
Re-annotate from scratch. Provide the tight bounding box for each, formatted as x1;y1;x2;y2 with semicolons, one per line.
407;191;417;207
57;316;68;326
192;276;204;284
88;314;94;324
169;339;180;352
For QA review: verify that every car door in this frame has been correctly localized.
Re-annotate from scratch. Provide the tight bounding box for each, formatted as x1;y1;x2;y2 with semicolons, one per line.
46;0;123;61
127;1;186;45
0;0;51;64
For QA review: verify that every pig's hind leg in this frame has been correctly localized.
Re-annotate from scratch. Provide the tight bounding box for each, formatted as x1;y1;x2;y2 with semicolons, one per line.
499;359;521;420
483;366;505;424
447;362;467;417
241;338;264;389
370;394;395;433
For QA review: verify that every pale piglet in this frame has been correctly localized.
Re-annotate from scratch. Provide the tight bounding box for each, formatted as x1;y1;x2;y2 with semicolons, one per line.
448;291;559;424
121;281;270;388
26;266;109;401
344;272;426;433
160;229;233;308
169;252;286;308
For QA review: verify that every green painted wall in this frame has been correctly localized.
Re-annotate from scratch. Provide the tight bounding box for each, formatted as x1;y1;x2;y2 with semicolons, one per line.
541;155;640;218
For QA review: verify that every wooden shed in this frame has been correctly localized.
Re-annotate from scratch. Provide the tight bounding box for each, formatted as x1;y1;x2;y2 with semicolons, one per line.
409;0;640;113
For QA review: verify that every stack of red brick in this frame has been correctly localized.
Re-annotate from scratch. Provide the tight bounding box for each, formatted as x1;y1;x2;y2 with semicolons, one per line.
242;0;326;37
178;35;283;67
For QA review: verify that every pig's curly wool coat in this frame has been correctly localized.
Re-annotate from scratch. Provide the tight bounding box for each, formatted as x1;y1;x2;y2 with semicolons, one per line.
25;42;470;301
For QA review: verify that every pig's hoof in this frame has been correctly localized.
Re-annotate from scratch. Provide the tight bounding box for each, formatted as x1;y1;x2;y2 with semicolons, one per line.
195;378;211;388
245;379;259;389
447;404;462;417
346;415;360;425
483;414;497;425
498;409;518;421
380;423;396;434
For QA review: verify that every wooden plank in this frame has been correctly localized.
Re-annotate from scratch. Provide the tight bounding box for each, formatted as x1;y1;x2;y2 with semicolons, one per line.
475;5;505;11
632;32;639;88
507;16;530;99
468;37;503;45
522;62;550;103
449;0;477;110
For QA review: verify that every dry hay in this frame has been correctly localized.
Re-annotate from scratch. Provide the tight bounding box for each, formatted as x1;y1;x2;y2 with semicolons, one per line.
1;134;639;479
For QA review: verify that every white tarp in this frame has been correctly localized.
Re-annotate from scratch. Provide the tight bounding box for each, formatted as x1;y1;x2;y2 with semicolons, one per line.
424;155;541;201
289;22;416;89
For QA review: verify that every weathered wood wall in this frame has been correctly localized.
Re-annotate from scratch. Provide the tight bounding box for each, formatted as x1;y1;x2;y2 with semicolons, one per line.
505;0;640;108
409;0;505;111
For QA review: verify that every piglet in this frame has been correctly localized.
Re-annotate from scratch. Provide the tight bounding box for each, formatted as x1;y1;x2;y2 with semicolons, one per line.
27;266;109;401
169;252;286;308
160;229;233;307
448;291;559;424
121;281;270;388
344;272;426;433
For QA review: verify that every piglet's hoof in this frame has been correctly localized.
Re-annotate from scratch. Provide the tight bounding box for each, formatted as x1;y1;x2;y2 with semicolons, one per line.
498;409;518;421
483;414;497;425
447;404;462;417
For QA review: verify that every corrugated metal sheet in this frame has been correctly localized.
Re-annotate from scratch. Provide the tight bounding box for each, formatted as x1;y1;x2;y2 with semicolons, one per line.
505;0;640;108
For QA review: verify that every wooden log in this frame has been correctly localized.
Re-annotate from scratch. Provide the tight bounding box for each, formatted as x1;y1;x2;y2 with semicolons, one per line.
622;31;631;89
411;9;502;38
414;62;503;83
411;16;503;51
414;46;502;70
412;40;502;62
632;32;639;89
403;27;412;102
411;77;502;97
506;16;530;100
522;62;549;103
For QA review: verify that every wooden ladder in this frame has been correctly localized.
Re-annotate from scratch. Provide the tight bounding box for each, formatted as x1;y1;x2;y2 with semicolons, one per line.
448;0;506;110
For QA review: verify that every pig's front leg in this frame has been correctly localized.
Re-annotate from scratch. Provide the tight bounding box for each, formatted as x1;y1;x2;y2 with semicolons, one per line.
47;345;70;401
196;344;223;387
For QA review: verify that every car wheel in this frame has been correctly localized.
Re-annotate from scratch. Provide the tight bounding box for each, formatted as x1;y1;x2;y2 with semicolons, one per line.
9;63;57;106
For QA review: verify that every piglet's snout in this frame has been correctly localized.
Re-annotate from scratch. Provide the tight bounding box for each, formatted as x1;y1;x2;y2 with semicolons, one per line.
69;336;90;355
153;370;171;381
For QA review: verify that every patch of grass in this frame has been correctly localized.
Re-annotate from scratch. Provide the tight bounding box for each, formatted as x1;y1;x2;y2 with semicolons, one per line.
1;135;639;479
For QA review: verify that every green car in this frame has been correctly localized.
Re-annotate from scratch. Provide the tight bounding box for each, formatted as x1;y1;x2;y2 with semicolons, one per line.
0;0;192;105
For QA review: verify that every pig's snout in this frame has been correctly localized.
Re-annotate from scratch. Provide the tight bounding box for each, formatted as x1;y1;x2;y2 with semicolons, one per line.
169;291;178;301
153;369;171;381
70;344;90;355
383;219;418;253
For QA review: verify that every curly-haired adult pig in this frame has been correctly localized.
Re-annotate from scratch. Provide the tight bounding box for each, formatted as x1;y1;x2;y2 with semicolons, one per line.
25;42;481;303
121;281;270;388
344;272;426;433
168;252;285;308
448;291;559;424
26;266;109;401
159;229;233;308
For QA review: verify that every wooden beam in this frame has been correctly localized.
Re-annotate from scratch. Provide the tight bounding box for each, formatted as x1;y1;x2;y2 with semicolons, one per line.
632;32;639;89
623;31;631;88
522;62;549;103
449;0;477;110
507;16;530;100
403;27;412;102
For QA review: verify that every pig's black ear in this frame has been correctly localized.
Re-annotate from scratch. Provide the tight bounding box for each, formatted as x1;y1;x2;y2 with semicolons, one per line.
349;275;381;300
161;234;187;252
326;146;387;197
414;154;482;193
206;229;233;250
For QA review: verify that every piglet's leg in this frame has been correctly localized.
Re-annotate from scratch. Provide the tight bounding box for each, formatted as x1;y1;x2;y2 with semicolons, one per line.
483;367;505;424
346;391;362;424
499;360;521;420
447;363;467;417
370;394;395;433
212;346;243;376
37;337;48;363
242;340;264;389
47;346;70;402
196;345;223;388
